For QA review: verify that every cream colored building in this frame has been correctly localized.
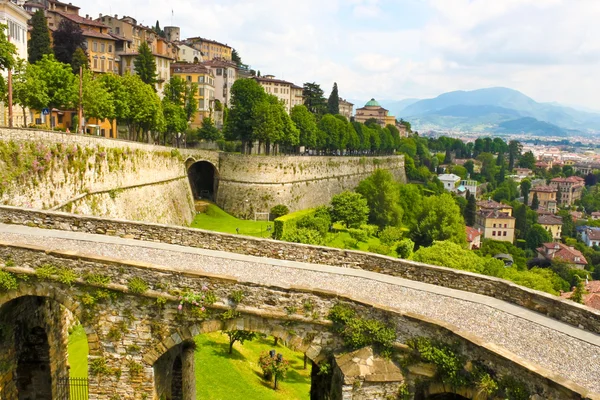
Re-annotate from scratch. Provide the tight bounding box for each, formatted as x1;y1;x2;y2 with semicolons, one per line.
529;185;557;213
252;75;303;113
177;43;202;64
475;209;515;243
0;0;30;126
170;63;215;129
538;214;562;241
200;58;237;107
550;176;585;206
339;98;353;120
185;36;232;61
354;99;396;127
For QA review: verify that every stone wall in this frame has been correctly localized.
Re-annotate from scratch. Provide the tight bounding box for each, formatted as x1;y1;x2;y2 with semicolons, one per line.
0;128;203;225
214;154;406;217
0;242;592;399
2;205;599;336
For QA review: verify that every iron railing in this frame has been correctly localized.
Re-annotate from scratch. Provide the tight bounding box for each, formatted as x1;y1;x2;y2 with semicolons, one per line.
56;377;89;400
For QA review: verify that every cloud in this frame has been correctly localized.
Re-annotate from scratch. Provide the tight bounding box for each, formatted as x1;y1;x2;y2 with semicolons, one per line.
76;0;600;109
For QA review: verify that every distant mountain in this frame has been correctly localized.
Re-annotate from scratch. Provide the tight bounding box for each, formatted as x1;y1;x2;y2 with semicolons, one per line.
398;87;600;136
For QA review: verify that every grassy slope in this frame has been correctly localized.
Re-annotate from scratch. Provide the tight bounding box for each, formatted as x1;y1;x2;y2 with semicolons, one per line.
191;204;274;238
195;332;310;400
68;324;88;378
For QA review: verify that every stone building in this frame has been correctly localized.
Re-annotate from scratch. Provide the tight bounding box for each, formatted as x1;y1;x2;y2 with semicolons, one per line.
354;98;396;127
251;75;303;113
339;98;353;120
170;63;215;128
550;176;585;206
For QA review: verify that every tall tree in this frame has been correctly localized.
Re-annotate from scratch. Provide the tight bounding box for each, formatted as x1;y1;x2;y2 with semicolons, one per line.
28;55;77;111
153;20;165;38
98;73;129;129
356;169;402;228
28;10;52;64
225;78;266;152
12;59;47;126
521;179;532;205
514;203;528;239
82;69;115;123
70;47;89;74
329;191;369;228
121;73;162;141
411;193;467;249
0;22;15;72
519;151;536;169
465;193;477;226
134;42;157;88
52;19;85;66
197;117;221;141
231;48;242;66
290;104;318;150
531;192;540;210
302;82;327;116
508;140;522;171
526;224;552;251
327;82;340;115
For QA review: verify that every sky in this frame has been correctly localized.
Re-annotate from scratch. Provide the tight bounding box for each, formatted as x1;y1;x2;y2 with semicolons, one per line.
77;0;600;110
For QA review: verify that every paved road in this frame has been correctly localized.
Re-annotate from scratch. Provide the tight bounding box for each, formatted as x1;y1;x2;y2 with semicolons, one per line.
1;223;599;394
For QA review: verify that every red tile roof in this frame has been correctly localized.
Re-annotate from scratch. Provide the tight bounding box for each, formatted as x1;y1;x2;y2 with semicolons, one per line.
561;281;600;310
477;209;514;220
538;214;562;225
52;10;108;28
551;176;585;184
585;229;600;241
531;185;557;193
82;28;116;40
477;200;513;210
465;226;482;242
537;243;588;265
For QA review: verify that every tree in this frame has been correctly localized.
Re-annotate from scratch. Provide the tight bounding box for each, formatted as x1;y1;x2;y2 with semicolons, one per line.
11;59;47;126
557;210;576;238
232;48;242;66
153;20;165;38
70;47;89;74
302;82;327;116
519;151;536;169
134;42;157;87
52;19;85;66
356;169;402;228
327;82;340;115
508;140;522;171
259;351;290;390
197;117;221;141
223;330;257;354
531;192;540;210
521;179;532;205
28;55;78;111
514;204;529;239
82;69;115;123
465;193;477;226
526;224;552;251
98;73;129;129
570;278;586;304
28;10;52;64
226;78;266;152
329;191;369;228
252;95;284;154
411;193;466;249
290;105;318;150
121;73;162;141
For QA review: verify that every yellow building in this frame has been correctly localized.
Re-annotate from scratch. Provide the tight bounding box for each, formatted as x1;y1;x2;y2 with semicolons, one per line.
538;214;562;241
354;99;396;127
170;63;215;129
528;185;557;213
475;209;515;243
31;110;116;137
185;37;232;61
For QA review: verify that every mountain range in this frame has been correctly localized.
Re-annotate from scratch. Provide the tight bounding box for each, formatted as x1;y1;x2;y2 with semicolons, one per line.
368;88;600;137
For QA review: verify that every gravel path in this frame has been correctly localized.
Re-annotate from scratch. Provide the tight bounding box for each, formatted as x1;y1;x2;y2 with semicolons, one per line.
1;226;599;393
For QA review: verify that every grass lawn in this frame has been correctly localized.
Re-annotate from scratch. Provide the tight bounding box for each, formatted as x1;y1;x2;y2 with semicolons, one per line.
68;324;88;378
190;204;274;238
195;332;311;400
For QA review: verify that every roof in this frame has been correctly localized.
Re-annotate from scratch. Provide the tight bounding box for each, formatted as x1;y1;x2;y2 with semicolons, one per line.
585;229;600;241
81;28;116;40
52;10;108;28
170;63;212;74
365;98;380;107
477;200;513;210
592;212;600;217
560;280;600;310
185;36;231;49
477;209;514;220
538;214;562;225
551;176;585;184
252;76;296;86
200;59;236;68
537;243;588;265
465;226;482;242
48;0;80;9
438;173;461;181
531;185;557;193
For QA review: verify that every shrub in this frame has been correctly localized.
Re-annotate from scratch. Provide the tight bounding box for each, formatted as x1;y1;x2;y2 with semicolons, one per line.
395;238;415;259
297;215;329;237
273;208;319;240
281;228;324;246
378;226;405;246
360;224;379;237
84;273;111;286
127;277;148;294
348;228;368;243
368;243;391;255
270;204;289;220
0;271;17;292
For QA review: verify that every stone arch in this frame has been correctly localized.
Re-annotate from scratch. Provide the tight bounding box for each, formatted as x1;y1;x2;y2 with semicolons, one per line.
421;382;474;399
153;340;196;400
186;159;219;201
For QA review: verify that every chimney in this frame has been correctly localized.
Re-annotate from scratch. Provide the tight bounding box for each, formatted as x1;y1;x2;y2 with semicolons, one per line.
85;14;89;19
114;14;118;18
99;13;102;18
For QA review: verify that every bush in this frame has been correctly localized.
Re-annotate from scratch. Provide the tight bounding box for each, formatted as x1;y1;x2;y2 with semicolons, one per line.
297;215;330;237
348;228;368;243
0;271;17;292
368;243;391;255
395;238;414;259
273;208;319;240
361;224;379;237
378;226;405;245
281;228;324;246
270;204;289;220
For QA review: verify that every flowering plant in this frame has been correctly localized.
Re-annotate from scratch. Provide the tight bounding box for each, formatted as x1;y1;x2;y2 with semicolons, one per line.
177;286;217;319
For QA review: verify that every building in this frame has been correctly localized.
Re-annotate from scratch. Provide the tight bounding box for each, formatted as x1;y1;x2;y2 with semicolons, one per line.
354;99;396;128
591;212;600;221
185;36;232;61
466;226;482;250
538;214;562;241
550;176;585;206
529;185;558;213
339;98;353;120
0;0;30;126
176;43;202;64
582;228;600;248
251;75;303;113
163;26;180;42
438;174;461;192
561;280;600;311
200;58;237;107
170;63;215;129
43;0;79;29
536;243;588;270
513;168;533;178
476;200;513;217
460;179;478;197
475;209;515;243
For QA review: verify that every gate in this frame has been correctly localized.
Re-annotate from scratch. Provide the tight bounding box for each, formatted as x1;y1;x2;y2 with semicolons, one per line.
56;377;89;399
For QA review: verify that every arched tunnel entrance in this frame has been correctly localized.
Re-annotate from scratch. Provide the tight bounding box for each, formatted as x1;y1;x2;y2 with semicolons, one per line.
187;161;218;201
16;326;52;398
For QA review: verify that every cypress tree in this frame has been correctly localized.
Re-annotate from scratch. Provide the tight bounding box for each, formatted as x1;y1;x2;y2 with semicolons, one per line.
28;10;52;64
134;42;157;88
327;82;339;115
465;193;477;226
531;192;540;210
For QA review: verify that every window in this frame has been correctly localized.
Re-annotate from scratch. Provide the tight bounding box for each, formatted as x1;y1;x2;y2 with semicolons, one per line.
186;75;191;82
493;224;496;228
274;88;278;94
492;231;496;236
199;88;205;96
101;59;105;72
503;231;507;237
108;44;112;52
115;27;120;34
216;68;222;76
198;76;204;83
504;224;507;228
101;43;105;52
109;60;113;71
199;99;205;109
93;42;98;52
93;58;98;69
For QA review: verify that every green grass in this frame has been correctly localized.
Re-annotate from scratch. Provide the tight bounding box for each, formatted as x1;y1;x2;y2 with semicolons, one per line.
68;324;88;378
195;332;311;400
191;204;274;238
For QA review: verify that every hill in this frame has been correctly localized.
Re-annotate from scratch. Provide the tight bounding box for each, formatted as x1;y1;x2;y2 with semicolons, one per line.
398;87;600;136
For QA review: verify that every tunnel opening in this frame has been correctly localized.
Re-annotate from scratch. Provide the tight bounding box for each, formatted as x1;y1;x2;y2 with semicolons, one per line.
16;326;52;399
171;355;183;400
187;161;218;201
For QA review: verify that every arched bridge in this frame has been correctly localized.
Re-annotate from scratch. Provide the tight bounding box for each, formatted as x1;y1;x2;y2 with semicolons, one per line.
0;207;599;399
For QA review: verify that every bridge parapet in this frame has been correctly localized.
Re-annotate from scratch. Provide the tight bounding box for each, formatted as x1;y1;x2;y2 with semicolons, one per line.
1;205;599;335
0;241;594;399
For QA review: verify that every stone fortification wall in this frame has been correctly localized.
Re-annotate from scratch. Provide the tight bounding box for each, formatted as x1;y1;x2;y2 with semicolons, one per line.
0;242;592;399
0;128;212;225
2;205;599;337
215;154;406;216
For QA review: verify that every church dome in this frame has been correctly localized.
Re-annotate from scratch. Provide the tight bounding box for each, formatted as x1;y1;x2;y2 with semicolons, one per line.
365;98;380;107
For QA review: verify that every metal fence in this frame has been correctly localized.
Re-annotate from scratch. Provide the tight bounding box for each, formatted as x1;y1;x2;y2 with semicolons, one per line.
56;377;88;400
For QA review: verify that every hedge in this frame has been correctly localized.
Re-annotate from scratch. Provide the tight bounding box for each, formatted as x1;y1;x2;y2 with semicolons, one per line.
273;208;318;240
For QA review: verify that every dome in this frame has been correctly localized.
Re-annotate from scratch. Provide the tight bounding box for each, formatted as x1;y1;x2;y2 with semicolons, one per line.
365;98;380;107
